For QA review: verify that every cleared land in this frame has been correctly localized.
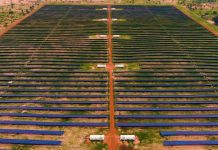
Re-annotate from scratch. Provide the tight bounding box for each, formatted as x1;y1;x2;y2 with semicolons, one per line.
0;4;218;150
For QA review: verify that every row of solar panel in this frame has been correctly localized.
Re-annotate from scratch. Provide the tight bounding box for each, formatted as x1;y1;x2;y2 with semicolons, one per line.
0;100;217;104
0;121;218;127
0;4;108;148
161;131;218;146
3;79;217;83
0;113;217;119
0;106;217;111
0;129;63;145
2;94;218;98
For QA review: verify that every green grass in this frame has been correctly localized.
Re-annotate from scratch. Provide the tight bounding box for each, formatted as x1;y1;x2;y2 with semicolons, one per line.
135;129;163;144
127;63;140;71
120;35;131;39
81;63;95;70
12;145;32;150
209;136;218;141
0;11;23;27
91;142;108;150
192;9;218;20
68;110;87;115
41;103;53;108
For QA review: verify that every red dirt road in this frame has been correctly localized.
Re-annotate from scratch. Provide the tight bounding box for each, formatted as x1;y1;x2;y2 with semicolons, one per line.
104;0;120;149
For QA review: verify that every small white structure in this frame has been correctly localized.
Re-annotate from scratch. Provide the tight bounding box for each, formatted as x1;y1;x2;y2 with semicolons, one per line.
207;20;215;25
120;135;136;141
97;64;124;68
113;35;120;38
97;64;107;68
89;35;107;39
99;18;108;21
8;81;13;84
102;8;117;10
115;64;125;68
96;18;118;22
91;34;120;39
89;135;105;141
99;35;107;38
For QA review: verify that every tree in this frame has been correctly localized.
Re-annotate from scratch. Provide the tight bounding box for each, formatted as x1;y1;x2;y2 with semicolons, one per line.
213;16;218;25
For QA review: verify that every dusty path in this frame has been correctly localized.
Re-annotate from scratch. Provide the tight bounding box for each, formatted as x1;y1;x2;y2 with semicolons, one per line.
104;0;120;150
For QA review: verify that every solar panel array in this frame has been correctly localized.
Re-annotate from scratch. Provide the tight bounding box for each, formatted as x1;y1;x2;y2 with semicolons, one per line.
1;4;218;148
112;6;218;146
0;5;108;147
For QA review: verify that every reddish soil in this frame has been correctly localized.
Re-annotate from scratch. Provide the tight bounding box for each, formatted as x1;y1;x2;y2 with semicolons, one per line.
104;1;121;149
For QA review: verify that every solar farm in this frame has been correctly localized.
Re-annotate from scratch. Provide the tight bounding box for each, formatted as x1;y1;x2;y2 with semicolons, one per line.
0;3;218;150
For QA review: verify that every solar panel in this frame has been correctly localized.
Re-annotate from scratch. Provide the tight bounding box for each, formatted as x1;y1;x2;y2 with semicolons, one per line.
117;122;218;127
115;89;216;92
117;107;218;111
0;84;106;87
0;129;64;135
0;138;61;145
116;95;218;98
0;106;107;111
0;113;108;118
3;89;107;92
116;84;218;87
160;131;218;136
0;121;108;127
0;100;107;104
164;140;218;146
116;101;218;104
0;79;106;82
116;114;218;119
0;94;107;98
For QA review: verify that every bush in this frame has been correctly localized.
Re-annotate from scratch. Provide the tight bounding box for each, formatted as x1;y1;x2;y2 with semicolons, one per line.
213;16;218;25
12;145;32;150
